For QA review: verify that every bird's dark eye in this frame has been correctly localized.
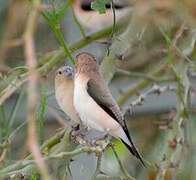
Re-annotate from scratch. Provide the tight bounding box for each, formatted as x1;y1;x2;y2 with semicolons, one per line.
58;71;62;75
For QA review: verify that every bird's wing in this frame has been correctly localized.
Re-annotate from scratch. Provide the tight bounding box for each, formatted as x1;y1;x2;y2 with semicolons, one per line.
87;76;145;166
87;76;124;124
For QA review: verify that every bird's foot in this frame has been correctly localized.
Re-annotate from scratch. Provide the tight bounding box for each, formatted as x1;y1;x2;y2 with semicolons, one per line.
71;124;88;138
88;133;110;146
72;123;80;131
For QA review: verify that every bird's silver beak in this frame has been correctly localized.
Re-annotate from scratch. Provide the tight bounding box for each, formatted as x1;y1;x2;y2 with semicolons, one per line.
63;66;74;77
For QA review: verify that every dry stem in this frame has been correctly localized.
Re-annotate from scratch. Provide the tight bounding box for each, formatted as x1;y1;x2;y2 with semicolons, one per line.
24;0;51;179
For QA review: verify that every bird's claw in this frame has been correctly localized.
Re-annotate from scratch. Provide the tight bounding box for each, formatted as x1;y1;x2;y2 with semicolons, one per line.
87;134;109;146
71;124;88;138
72;123;80;131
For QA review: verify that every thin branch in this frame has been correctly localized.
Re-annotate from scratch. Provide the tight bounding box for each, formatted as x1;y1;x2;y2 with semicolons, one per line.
127;84;176;111
0;130;110;177
107;0;116;55
117;61;169;106
110;144;135;180
156;23;193;179
0;149;7;163
23;0;51;179
71;7;86;38
116;68;172;82
111;0;116;39
1;147;85;177
26;129;66;160
92;153;106;179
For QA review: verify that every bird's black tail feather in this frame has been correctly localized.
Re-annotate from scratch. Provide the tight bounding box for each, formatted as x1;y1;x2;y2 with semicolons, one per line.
121;124;146;167
121;139;145;167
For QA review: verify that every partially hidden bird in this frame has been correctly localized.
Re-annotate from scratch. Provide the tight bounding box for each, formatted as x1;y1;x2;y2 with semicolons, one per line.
55;66;80;124
72;0;131;32
73;52;145;165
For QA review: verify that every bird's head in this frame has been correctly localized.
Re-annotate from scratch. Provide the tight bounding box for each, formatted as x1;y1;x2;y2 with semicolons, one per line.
55;66;74;85
75;52;98;74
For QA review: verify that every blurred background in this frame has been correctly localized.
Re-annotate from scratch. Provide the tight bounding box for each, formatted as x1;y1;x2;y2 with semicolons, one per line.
0;0;196;179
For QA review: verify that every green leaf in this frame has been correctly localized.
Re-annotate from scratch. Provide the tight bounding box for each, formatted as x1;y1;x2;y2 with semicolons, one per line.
91;0;112;14
41;1;75;64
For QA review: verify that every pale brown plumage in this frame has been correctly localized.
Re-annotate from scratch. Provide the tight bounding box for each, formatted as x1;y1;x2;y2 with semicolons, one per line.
72;0;131;32
55;66;80;124
74;52;145;165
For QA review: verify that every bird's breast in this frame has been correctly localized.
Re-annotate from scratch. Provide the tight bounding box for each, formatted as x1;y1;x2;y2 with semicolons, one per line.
55;84;80;122
74;76;121;133
74;76;89;112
